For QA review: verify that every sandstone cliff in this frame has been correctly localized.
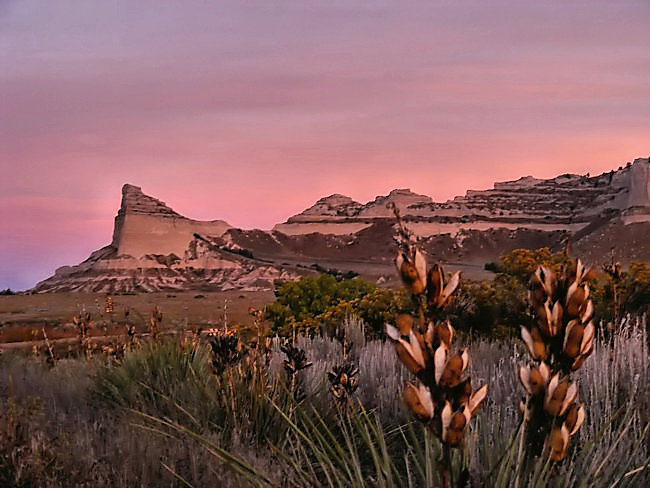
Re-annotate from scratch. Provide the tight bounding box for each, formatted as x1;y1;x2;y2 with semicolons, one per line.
276;157;650;237
112;184;232;257
33;157;649;292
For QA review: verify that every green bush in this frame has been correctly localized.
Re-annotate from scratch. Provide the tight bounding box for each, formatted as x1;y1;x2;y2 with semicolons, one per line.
456;248;649;335
265;274;407;337
591;261;650;323
450;274;529;336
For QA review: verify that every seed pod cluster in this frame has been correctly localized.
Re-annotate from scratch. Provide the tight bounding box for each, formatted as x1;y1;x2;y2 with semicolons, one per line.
149;306;163;341
387;245;488;447
280;342;313;402
519;260;594;461
73;311;93;344
209;331;244;375
327;363;360;404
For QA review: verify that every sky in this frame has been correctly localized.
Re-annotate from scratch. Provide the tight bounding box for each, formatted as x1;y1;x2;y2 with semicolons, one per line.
1;0;649;290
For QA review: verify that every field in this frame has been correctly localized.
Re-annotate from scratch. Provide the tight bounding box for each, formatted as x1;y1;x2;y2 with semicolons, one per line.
0;313;647;487
0;290;274;347
1;253;648;487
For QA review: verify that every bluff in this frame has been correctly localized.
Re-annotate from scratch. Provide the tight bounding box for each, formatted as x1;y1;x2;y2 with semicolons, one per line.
33;185;298;293
34;157;650;292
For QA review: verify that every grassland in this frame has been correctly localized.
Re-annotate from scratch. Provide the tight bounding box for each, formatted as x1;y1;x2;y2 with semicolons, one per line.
0;290;274;346
0;314;647;487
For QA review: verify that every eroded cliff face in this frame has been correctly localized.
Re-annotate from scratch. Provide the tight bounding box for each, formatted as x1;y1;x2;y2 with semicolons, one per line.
624;159;650;223
33;157;649;292
275;158;650;236
112;184;232;257
34;185;298;293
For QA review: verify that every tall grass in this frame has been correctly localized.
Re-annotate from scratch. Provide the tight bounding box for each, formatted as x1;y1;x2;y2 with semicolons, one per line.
0;316;648;486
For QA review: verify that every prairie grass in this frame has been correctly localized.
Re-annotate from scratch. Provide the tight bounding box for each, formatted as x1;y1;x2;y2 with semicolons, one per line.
0;315;648;486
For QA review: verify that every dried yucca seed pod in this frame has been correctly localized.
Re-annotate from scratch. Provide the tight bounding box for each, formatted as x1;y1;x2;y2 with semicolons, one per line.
327;363;359;403
564;403;586;436
519;362;550;396
403;382;435;421
396;246;427;295
563;320;594;359
425;320;454;350
436;349;470;388
386;324;427;374
521;326;547;360
538;299;563;337
544;374;578;417
548;424;570;461
440;385;488;446
426;264;460;309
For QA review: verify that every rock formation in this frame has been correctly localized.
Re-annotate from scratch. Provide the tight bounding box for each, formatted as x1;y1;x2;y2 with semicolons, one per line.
33;157;649;292
112;184;232;257
276;158;650;237
34;185;297;293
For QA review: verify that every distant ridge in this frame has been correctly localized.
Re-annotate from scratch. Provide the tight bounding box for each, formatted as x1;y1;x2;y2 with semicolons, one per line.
33;157;650;292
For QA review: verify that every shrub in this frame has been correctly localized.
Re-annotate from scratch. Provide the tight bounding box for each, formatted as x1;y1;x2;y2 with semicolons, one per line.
450;274;529;336
265;274;406;337
592;261;650;323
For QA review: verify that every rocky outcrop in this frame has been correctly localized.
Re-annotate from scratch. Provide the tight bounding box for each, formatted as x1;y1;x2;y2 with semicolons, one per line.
276;157;650;237
33;238;297;293
624;159;650;223
111;184;232;257
33;157;649;292
34;185;298;293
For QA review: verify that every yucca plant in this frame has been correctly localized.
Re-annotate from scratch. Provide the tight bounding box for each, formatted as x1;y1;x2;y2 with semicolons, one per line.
73;311;93;358
385;203;488;487
517;258;597;477
209;329;245;375
280;341;313;402
327;363;360;406
149;306;163;342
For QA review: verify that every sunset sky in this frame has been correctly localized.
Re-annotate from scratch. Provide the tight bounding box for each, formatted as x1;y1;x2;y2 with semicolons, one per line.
1;0;649;290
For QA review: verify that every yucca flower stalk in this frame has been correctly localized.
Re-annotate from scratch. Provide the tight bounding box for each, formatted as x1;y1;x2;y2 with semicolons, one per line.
327;362;360;405
280;341;312;402
209;329;244;375
149;306;163;342
245;307;273;378
73;311;93;357
386;204;488;487
518;259;595;467
41;326;56;368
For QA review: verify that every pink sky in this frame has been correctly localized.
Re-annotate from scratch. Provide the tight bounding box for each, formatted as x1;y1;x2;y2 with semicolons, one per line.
1;0;649;290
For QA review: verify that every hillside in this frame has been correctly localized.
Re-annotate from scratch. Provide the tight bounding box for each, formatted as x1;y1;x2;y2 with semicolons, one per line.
33;157;650;292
